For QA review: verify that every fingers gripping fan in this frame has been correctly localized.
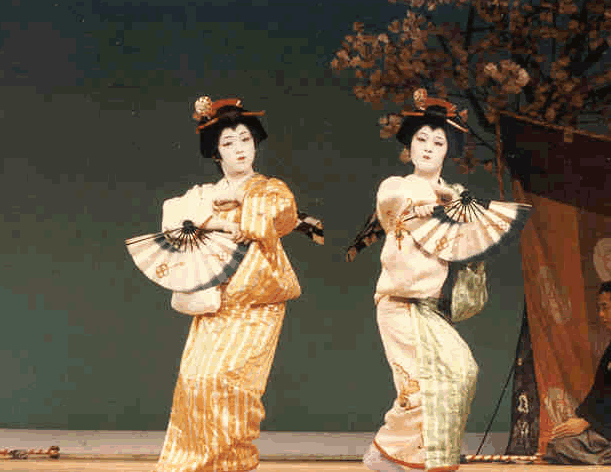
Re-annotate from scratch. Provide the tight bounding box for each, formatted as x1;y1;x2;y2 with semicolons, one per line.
125;220;250;292
401;192;532;262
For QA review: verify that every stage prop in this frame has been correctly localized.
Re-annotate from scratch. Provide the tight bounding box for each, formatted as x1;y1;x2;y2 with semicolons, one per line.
126;214;324;293
505;302;540;456
461;453;538;464
400;194;531;263
125;221;250;293
0;446;59;460
500;112;611;455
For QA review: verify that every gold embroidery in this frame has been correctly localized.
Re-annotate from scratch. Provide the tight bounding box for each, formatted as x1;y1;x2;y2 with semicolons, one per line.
213;252;230;263
155;262;185;278
395;199;413;250
156;263;169;278
393;363;420;409
436;235;449;253
489;220;509;233
434;233;463;254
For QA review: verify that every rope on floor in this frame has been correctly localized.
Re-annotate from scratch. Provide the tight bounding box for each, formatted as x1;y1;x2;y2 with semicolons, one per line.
0;446;60;460
461;453;541;464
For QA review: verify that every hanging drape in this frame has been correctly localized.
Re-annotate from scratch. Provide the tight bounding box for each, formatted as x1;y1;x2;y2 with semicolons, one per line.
501;114;611;453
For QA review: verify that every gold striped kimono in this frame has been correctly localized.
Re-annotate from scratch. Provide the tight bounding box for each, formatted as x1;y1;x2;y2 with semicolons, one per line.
155;174;301;472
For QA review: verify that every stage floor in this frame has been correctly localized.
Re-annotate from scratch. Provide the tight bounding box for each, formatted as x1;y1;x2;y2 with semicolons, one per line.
0;461;608;471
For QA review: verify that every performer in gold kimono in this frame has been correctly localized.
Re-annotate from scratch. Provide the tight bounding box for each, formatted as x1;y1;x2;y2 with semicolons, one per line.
155;97;302;472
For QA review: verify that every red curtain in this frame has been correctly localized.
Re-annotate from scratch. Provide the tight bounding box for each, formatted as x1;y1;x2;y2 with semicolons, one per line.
514;182;595;452
503;115;611;453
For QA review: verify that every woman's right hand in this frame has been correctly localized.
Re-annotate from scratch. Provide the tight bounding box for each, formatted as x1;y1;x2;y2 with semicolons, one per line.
432;182;459;203
223;221;246;243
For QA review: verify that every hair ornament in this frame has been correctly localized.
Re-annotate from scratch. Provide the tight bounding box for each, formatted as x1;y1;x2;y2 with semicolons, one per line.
193;96;213;120
193;96;265;134
402;88;469;133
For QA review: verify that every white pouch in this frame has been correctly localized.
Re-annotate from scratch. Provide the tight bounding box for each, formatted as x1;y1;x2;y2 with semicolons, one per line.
171;286;221;315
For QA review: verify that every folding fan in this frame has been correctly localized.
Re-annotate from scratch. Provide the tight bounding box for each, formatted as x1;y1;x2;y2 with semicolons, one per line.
400;191;532;262
125;220;250;293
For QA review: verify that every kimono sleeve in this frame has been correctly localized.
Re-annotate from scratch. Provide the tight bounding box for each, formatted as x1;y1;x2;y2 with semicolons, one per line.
162;196;184;233
376;176;411;233
575;345;611;440
161;185;213;232
240;178;298;252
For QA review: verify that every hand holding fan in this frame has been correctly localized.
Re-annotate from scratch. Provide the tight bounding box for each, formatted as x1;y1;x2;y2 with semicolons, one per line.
125;220;250;293
400;191;532;262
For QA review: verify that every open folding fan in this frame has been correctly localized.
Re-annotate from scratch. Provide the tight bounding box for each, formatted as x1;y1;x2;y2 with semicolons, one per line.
125;220;250;293
400;192;532;262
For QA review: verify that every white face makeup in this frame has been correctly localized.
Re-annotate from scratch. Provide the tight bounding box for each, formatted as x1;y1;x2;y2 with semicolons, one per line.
218;123;256;177
410;125;448;178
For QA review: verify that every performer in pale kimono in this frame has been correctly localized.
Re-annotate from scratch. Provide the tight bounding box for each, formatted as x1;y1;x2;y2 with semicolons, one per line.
359;93;489;472
155;97;302;472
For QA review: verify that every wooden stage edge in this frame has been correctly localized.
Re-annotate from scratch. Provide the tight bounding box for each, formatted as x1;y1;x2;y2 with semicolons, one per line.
0;458;610;472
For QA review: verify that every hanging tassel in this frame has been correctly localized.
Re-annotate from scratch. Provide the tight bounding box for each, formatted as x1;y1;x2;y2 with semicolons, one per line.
496;118;505;201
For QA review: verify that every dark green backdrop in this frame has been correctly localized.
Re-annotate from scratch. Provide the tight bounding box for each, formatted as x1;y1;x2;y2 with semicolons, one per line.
1;0;524;432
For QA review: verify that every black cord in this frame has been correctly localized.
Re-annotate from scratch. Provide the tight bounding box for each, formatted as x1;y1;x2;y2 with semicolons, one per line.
475;360;516;455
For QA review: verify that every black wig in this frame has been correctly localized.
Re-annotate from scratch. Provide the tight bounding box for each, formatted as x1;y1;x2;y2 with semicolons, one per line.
396;105;466;161
198;105;268;160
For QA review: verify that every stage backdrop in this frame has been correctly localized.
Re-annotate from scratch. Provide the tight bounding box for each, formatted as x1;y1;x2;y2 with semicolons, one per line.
0;1;526;435
501;114;611;453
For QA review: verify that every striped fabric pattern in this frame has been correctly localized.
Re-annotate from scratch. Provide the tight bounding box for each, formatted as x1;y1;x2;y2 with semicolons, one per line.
226;176;301;305
155;175;300;472
415;300;478;471
155;300;286;472
373;297;478;472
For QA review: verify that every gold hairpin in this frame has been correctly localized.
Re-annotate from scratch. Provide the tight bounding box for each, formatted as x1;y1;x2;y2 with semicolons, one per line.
193;96;265;133
402;88;469;133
